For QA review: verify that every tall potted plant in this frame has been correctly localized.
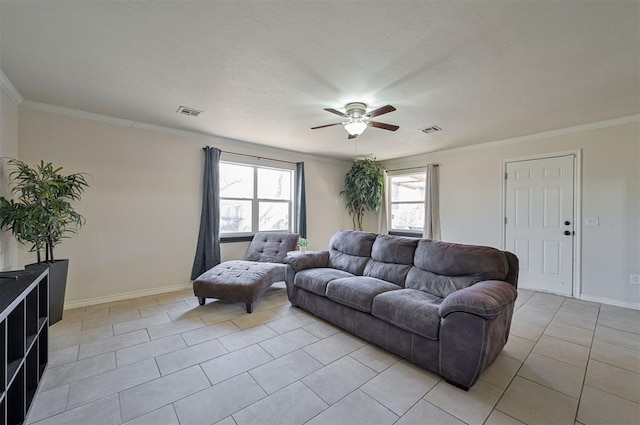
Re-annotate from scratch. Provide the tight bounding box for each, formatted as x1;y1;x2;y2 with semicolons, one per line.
0;159;88;324
340;158;385;231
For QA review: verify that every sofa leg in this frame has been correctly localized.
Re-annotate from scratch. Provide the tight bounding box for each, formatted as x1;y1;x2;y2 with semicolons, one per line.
246;303;253;313
198;297;205;306
445;379;469;392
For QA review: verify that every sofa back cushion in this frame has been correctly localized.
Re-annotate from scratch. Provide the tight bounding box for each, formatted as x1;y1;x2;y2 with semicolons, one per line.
245;232;299;263
406;240;509;298
328;230;376;275
364;234;418;286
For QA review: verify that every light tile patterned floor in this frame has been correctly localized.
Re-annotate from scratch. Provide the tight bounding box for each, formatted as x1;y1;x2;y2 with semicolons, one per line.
26;284;640;425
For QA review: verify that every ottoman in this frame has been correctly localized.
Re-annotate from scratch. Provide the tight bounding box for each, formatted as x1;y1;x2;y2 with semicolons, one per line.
193;260;286;313
192;232;299;313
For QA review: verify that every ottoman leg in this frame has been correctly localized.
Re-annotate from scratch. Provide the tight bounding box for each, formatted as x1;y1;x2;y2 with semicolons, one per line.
198;297;205;306
246;303;253;314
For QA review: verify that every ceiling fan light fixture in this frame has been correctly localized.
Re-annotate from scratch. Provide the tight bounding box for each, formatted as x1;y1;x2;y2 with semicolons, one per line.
344;120;367;136
312;103;397;139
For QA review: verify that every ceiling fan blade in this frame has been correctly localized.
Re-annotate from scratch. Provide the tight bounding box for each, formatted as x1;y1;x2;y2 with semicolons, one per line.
367;105;396;118
324;108;348;118
348;133;357;140
311;122;342;130
369;121;399;131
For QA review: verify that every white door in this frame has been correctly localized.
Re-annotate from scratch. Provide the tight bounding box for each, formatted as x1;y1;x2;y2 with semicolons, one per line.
505;155;575;295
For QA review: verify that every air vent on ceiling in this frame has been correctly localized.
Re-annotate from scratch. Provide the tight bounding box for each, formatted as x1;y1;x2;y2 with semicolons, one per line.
420;125;442;134
177;106;203;117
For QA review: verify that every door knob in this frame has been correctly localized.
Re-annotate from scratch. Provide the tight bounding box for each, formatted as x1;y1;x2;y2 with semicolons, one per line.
564;230;572;236
564;221;571;225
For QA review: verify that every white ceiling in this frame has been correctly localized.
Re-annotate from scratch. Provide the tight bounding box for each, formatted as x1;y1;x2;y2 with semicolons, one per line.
1;1;638;160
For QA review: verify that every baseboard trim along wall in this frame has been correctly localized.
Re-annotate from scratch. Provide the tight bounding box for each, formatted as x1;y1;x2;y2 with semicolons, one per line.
519;285;640;311
579;294;640;311
63;282;194;310
65;284;640;311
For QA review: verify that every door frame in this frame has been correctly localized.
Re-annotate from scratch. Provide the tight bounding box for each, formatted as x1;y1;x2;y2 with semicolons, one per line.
500;150;582;298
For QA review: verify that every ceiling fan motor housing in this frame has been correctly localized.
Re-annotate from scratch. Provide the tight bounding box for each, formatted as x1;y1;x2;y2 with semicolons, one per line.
345;102;367;119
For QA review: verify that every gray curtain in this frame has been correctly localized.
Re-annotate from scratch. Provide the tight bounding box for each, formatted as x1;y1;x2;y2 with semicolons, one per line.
423;164;441;240
377;170;389;234
191;147;221;279
296;162;307;238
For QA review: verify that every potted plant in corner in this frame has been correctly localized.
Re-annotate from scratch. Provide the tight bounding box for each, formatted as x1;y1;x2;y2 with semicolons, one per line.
0;159;89;324
340;157;385;230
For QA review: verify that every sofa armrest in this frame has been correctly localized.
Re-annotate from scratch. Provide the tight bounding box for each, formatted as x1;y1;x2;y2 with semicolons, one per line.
439;280;517;320
285;250;329;272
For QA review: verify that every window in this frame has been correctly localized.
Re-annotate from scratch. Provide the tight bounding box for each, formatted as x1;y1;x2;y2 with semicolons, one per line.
389;172;426;234
220;162;293;235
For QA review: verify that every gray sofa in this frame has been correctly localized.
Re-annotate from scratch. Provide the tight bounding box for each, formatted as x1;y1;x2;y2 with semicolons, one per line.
285;230;518;390
194;232;298;313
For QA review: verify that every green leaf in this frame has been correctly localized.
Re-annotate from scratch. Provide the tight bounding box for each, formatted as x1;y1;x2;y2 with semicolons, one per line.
0;158;90;259
340;157;385;230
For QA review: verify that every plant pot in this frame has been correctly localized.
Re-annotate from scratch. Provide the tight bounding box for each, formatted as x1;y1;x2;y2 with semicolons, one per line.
26;259;69;325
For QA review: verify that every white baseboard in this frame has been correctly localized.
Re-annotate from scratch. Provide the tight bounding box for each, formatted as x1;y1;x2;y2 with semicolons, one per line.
63;282;194;310
518;285;572;297
63;283;639;311
579;294;640;311
518;286;640;311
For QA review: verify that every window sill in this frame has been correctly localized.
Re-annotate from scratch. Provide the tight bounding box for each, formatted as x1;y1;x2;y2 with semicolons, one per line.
221;236;254;243
388;231;423;238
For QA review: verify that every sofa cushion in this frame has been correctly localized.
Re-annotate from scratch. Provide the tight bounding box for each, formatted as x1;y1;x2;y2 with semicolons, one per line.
406;240;509;298
295;268;354;296
372;234;418;264
328;230;376;275
364;261;412;287
326;277;400;313
371;289;442;340
363;234;418;286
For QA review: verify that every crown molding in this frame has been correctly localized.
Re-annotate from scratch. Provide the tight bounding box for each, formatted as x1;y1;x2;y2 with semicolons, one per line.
380;114;640;163
0;68;24;106
21;97;634;167
22;100;136;127
19;100;350;166
135;120;349;165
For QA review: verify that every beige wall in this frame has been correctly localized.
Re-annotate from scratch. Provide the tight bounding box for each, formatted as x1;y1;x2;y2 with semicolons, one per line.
17;107;352;305
16;103;639;308
382;122;640;306
219;156;352;260
0;89;18;271
221;157;351;259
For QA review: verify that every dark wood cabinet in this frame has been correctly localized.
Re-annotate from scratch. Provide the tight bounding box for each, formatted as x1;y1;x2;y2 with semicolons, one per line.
0;269;49;425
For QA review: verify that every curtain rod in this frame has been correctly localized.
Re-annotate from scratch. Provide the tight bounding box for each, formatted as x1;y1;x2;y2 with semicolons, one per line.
203;147;298;165
386;164;439;173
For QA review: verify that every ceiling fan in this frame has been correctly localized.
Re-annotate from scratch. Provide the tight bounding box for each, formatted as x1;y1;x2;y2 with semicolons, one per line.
311;102;399;139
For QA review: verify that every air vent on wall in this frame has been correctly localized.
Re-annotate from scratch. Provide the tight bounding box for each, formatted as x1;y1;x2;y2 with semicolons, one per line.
420;125;442;134
177;106;203;117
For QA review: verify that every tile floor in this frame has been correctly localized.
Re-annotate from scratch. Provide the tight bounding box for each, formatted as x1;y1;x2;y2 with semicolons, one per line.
25;283;640;425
